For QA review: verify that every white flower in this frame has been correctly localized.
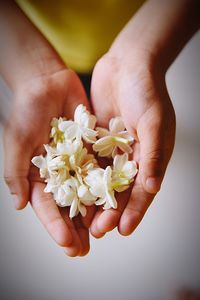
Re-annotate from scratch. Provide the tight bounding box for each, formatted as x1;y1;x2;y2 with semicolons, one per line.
93;116;134;158
59;104;97;143
32;134;98;218
31;144;58;178
44;169;68;194
85;166;117;210
32;153;66;177
69;146;97;175
31;155;48;178
31;104;139;218
56;139;83;156
50;117;65;145
112;153;138;192
31;142;71;189
54;177;96;218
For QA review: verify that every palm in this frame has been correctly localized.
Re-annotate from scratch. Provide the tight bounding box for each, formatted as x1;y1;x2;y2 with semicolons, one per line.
7;69;96;256
90;54;175;237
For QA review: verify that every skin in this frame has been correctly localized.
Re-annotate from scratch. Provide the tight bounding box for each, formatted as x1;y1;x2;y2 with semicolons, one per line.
90;50;175;237
4;69;97;257
90;0;200;238
0;1;95;257
0;0;199;256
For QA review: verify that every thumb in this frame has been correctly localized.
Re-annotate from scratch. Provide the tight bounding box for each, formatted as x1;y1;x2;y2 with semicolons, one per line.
138;115;175;194
3;127;31;209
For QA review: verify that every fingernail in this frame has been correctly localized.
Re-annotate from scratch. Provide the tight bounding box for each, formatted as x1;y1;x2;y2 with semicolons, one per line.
13;195;20;209
145;177;161;194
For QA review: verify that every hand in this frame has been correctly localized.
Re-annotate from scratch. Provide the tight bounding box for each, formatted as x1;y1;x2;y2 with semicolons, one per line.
90;50;176;237
4;69;96;256
89;0;199;238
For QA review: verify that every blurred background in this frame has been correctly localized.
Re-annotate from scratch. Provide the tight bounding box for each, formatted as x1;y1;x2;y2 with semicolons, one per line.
0;31;200;300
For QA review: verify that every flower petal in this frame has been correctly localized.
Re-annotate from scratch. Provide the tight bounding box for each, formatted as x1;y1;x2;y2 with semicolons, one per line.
31;155;46;169
44;182;54;193
81;198;96;206
56;186;73;206
95;197;105;206
117;142;133;154
82;128;97;143
79;184;97;202
74;104;97;130
103;166;112;189
59;120;74;132
57;139;82;156
87;114;96;130
93;136;113;151
96;127;109;138
64;124;79;140
114;185;130;192
77;184;88;198
123;161;138;179
103;201;112;210
106;190;117;209
74;104;84;124
109;116;125;133
48;156;65;171
84;169;105;198
118;131;134;143
78;203;87;217
70;198;78;218
44;144;57;158
62;185;75;202
98;146;113;157
111;146;118;158
113;153;128;171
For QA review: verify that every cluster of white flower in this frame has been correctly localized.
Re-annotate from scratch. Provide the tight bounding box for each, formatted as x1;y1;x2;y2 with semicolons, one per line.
31;104;138;218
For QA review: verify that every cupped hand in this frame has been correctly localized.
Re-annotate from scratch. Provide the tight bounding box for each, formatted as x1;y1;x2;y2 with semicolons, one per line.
90;51;176;237
4;69;96;256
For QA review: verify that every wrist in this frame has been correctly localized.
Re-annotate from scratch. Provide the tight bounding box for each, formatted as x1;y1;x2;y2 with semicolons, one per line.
107;45;166;79
108;0;200;76
0;1;66;92
12;45;66;92
13;67;70;107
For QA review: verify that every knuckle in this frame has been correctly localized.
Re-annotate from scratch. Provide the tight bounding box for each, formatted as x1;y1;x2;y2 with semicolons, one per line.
4;123;27;145
31;192;52;208
146;148;164;162
4;174;15;187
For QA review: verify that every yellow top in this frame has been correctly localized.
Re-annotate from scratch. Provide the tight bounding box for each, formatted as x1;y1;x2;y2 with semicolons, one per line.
16;0;145;73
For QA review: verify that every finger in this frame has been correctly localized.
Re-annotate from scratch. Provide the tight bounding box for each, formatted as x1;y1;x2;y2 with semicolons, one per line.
77;227;90;257
30;182;73;247
73;216;90;257
63;214;90;257
118;174;154;236
59;208;83;257
90;189;131;237
90;208;105;239
137;105;175;194
64;70;92;116
81;205;97;229
3;128;31;209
